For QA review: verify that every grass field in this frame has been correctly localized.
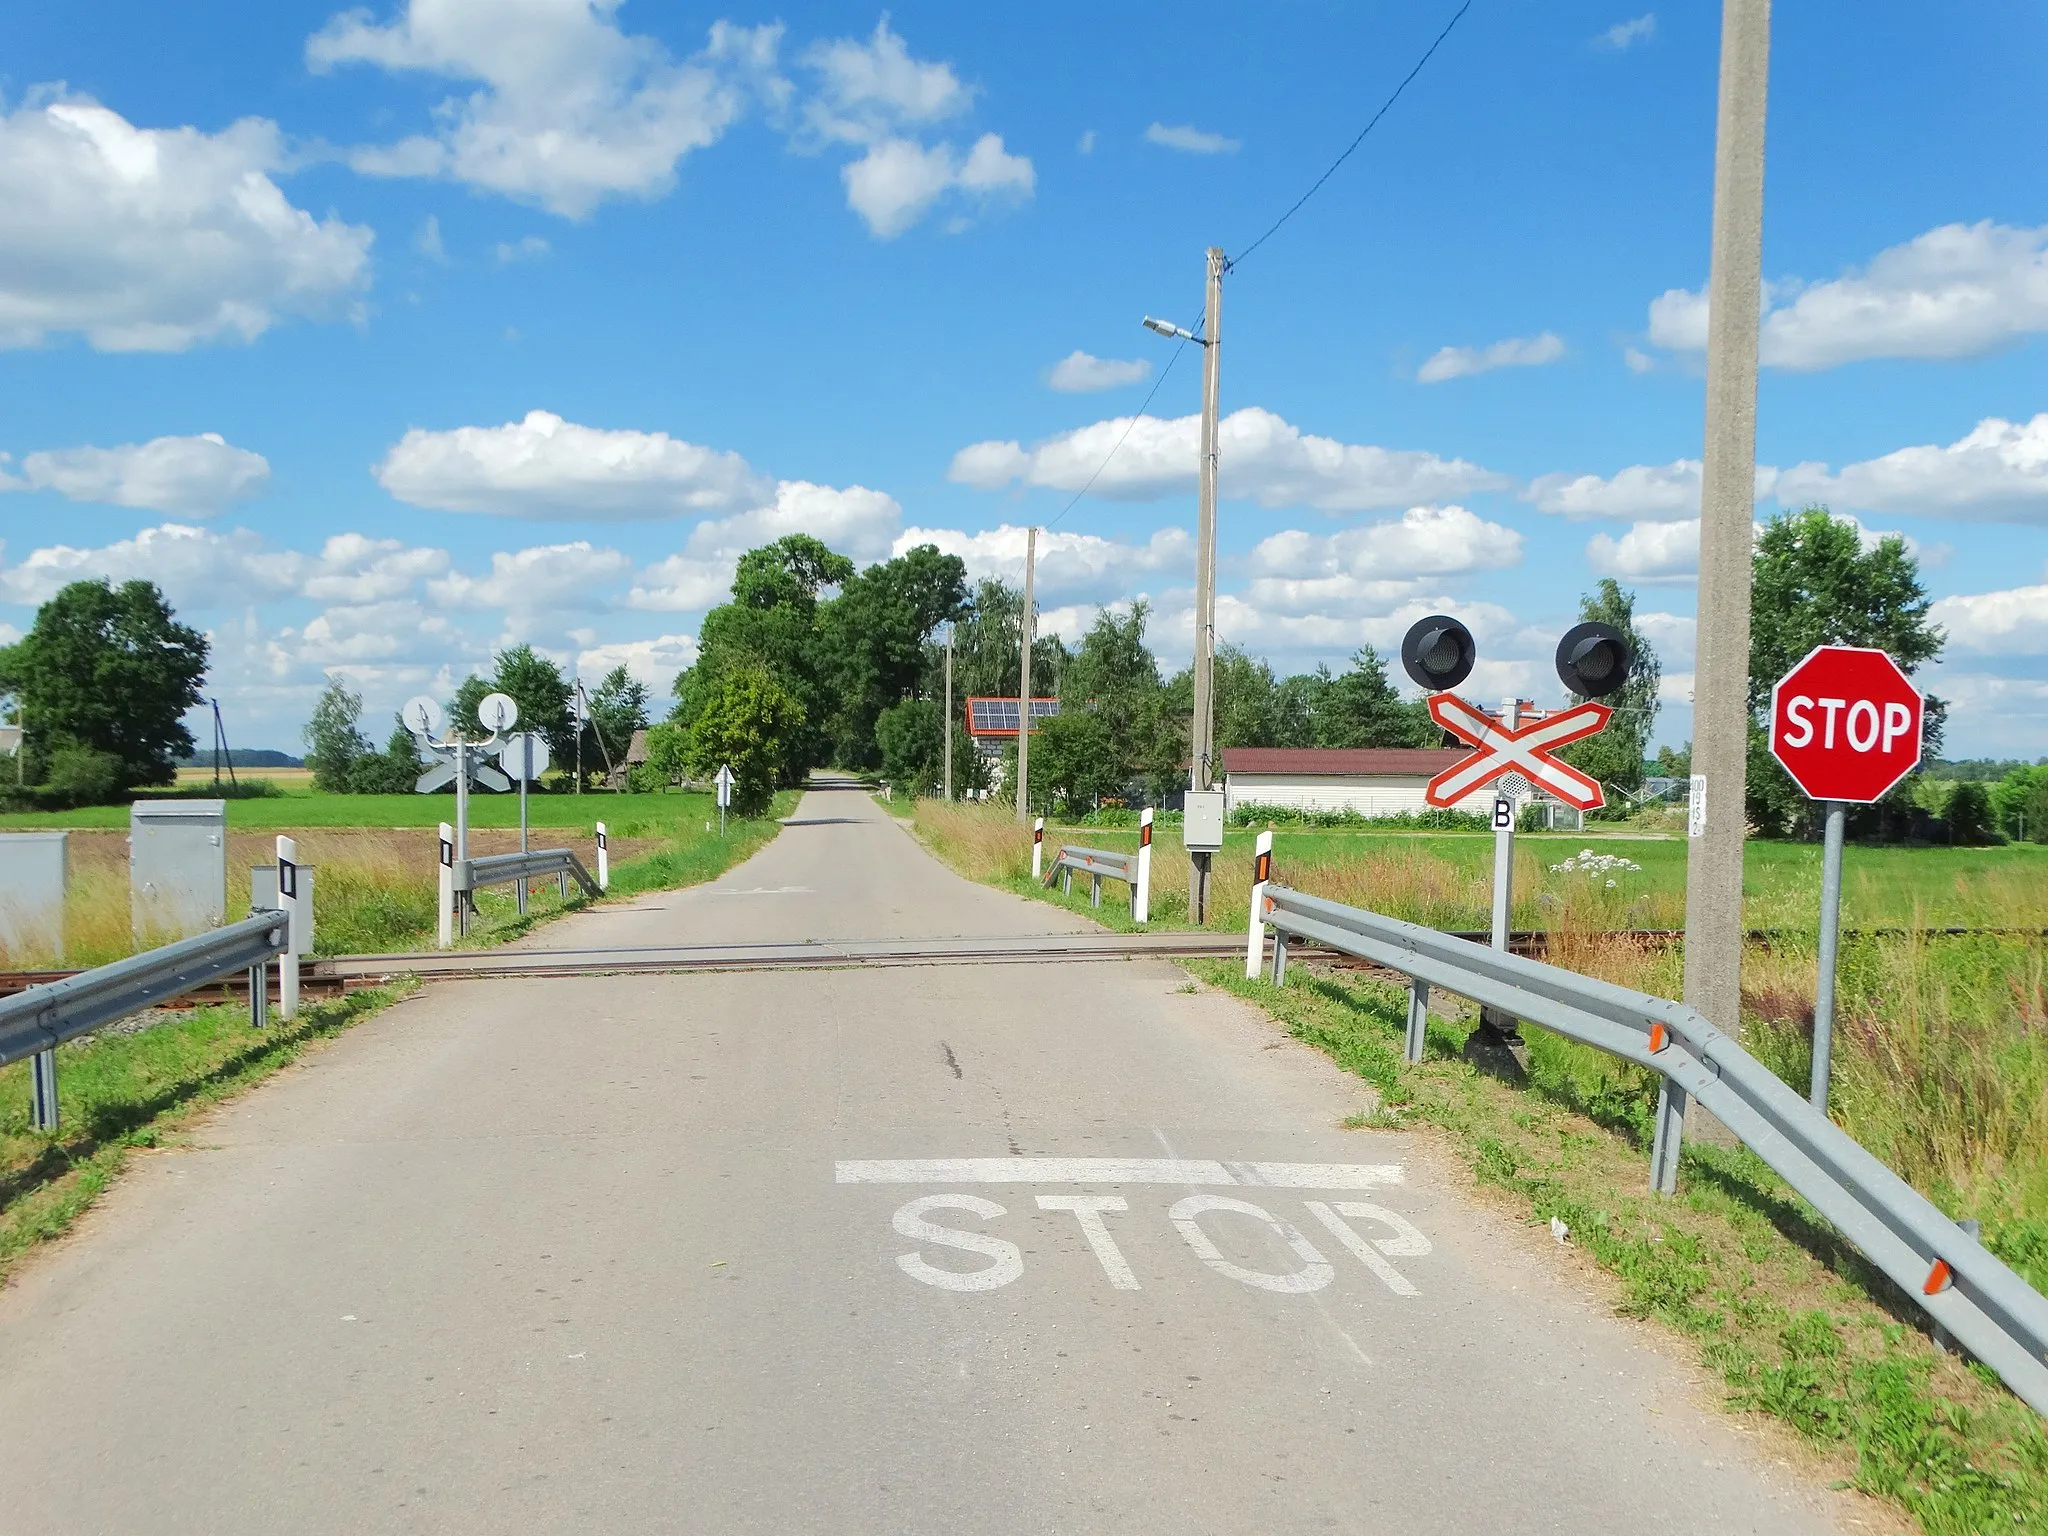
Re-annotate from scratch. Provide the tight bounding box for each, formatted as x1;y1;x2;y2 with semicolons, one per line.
910;798;2048;1526
0;788;793;966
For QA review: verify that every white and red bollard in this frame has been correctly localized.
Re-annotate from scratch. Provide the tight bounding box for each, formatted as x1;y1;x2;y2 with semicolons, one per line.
1134;808;1153;924
596;821;609;891
1031;816;1044;880
1245;829;1273;979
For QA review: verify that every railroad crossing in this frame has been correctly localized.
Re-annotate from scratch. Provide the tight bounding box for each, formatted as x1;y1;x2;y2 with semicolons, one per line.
0;778;1875;1531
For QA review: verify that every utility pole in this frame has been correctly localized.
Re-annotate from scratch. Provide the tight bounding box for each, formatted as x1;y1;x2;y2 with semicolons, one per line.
1015;526;1036;823
1189;245;1225;919
1682;0;1771;1083
573;677;584;794
943;624;955;802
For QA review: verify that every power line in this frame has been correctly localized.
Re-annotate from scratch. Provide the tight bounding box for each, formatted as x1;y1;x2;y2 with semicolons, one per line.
1227;0;1477;273
1044;312;1201;532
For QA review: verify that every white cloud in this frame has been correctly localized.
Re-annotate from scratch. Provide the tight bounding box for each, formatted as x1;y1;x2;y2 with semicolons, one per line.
797;20;1032;238
623;554;734;614
0;433;269;516
0;523;305;607
691;480;902;563
493;235;550;263
1416;332;1565;384
308;3;778;218
1586;519;1701;583
1623;345;1656;373
950;406;1508;512
1047;350;1151;392
1635;610;1697;668
0;93;371;351
300;533;450;602
1920;669;2048;756
1772;413;2048;523
414;215;447;261
299;599;464;664
575;633;697;693
429;541;632;615
1076;129;1095;155
374;409;771;520
893;522;1190;602
1144;123;1238;155
1929;573;2048;656
1244;505;1523;585
1595;15;1656;49
1527;459;1783;521
1646;221;2048;371
1658;671;1694;705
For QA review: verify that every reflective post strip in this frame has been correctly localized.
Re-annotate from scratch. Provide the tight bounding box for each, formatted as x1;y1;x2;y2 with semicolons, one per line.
437;822;454;950
276;835;299;1020
29;1047;58;1132
1032;817;1044;880
1245;829;1273;979
1404;979;1430;1064
596;821;609;891
1134;808;1152;924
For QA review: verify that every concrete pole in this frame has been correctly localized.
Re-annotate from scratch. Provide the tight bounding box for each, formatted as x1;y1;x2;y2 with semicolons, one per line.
1015;526;1036;823
944;624;954;802
1809;800;1845;1112
1681;0;1770;1064
1189;245;1225;923
516;737;530;916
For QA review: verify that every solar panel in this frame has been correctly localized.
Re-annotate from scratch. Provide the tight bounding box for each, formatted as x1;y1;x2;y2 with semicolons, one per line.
964;697;1058;736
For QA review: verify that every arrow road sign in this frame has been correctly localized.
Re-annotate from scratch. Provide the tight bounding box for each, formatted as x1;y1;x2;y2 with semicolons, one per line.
1424;693;1614;811
714;763;736;809
1768;644;1924;804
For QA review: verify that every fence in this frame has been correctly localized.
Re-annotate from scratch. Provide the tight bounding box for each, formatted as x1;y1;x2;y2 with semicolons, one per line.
0;909;293;1132
1249;880;2048;1418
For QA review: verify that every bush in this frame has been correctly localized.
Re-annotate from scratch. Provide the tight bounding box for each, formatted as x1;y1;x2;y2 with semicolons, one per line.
1945;780;1999;845
43;743;123;806
1228;803;1488;832
347;750;421;794
627;762;668;793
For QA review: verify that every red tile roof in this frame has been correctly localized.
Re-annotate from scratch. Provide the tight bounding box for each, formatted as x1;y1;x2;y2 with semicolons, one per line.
1222;747;1468;776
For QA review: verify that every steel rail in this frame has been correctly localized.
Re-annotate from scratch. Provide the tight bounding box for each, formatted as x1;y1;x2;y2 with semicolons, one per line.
1258;882;2048;1417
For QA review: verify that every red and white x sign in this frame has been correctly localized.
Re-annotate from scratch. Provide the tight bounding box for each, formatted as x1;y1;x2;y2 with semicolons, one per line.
1424;693;1614;811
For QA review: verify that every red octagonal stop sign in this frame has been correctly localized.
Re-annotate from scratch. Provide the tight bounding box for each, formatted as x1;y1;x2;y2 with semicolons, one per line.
1768;645;1924;804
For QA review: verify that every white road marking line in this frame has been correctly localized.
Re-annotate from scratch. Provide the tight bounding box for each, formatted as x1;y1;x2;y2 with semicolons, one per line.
891;1195;1024;1291
1303;1201;1429;1297
1168;1195;1336;1294
1035;1195;1141;1290
835;1158;1403;1188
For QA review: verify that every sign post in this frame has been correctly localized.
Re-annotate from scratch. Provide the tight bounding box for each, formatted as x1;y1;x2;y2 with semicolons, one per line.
1767;645;1924;1112
714;763;735;836
276;835;300;1019
1031;816;1044;880
1133;808;1152;924
1245;829;1273;979
498;731;549;914
437;821;454;948
595;821;609;890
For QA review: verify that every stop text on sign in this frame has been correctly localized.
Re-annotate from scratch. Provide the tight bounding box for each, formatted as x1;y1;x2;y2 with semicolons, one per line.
1768;644;1924;804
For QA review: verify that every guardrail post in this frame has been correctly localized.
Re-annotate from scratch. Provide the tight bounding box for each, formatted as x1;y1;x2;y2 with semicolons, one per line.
1649;1077;1686;1195
452;859;474;938
29;1047;58;1132
1090;874;1101;908
596;822;609;891
1404;979;1430;1064
249;960;268;1029
1032;817;1044;880
558;870;569;900
1245;830;1273;979
437;822;454;950
276;836;300;1020
1270;930;1289;987
1134;809;1152;923
1061;866;1072;897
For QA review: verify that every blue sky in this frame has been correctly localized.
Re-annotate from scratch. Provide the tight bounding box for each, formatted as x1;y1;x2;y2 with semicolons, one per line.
1;1;2044;758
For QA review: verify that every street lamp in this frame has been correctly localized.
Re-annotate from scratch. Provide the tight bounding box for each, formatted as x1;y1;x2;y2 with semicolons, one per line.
1141;316;1202;344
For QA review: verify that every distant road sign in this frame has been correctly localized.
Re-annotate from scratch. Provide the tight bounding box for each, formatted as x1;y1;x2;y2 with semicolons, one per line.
714;763;736;808
478;692;519;733
1423;693;1612;811
1768;645;1923;803
402;695;444;737
499;732;550;781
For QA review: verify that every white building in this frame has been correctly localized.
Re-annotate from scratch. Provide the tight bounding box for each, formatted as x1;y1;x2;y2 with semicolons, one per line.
1221;747;1500;819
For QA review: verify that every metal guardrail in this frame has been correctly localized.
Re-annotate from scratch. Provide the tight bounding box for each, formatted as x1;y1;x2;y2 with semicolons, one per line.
455;847;601;902
1043;845;1138;910
1256;882;2048;1417
0;909;294;1131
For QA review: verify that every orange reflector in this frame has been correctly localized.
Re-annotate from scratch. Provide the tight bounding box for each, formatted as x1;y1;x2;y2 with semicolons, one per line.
1924;1259;1953;1296
1263;895;1275;917
1648;1023;1668;1053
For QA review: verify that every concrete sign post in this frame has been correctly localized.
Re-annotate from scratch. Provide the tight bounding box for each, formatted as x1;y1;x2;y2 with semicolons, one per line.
499;731;549;914
1767;645;1925;1112
1134;809;1153;924
714;763;735;837
276;835;300;1020
437;822;454;949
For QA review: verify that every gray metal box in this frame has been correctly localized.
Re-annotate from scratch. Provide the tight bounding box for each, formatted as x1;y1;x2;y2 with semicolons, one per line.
250;864;316;955
132;800;226;942
1182;789;1227;853
0;830;68;962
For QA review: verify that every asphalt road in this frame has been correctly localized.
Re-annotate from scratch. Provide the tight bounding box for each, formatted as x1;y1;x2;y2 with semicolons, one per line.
0;779;1863;1533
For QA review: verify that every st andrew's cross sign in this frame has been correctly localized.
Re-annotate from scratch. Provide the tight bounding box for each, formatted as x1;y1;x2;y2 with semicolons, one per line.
1423;693;1614;812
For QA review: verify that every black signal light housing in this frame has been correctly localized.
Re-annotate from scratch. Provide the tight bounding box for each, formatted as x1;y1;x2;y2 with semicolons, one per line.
1400;615;1477;692
1555;621;1632;699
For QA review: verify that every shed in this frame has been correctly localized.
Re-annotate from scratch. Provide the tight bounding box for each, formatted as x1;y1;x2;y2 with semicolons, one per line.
1221;747;1499;819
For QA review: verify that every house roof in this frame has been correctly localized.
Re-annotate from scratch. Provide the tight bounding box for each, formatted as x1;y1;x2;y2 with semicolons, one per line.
625;727;650;764
1221;747;1469;777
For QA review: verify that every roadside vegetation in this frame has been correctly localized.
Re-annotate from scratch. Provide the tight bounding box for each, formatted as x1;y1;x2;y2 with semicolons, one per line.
914;796;2048;1529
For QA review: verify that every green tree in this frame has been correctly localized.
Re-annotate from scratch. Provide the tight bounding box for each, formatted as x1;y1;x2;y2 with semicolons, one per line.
818;544;968;766
0;578;207;794
1990;765;2048;843
642;721;689;787
1211;644;1280;749
304;679;371;791
1746;508;1944;836
683;665;805;817
1652;742;1692;778
348;718;425;794
1314;647;1432;748
1558;579;1661;803
1943;781;1997;845
1032;707;1125;813
582;665;650;784
874;698;944;793
450;645;576;762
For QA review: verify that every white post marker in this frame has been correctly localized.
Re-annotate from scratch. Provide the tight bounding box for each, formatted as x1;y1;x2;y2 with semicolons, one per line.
595;820;609;891
454;740;471;938
437;821;454;948
275;835;299;1020
1133;808;1153;924
1245;828;1273;979
1031;816;1044;880
714;762;735;837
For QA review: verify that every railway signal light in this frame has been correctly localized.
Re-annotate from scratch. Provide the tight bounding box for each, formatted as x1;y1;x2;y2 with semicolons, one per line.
1554;622;1632;699
1400;615;1476;692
